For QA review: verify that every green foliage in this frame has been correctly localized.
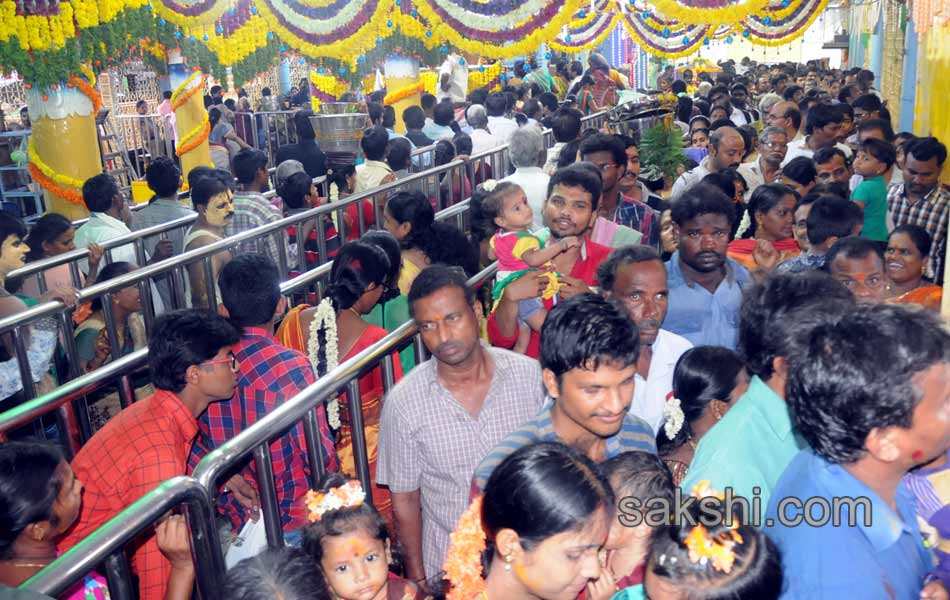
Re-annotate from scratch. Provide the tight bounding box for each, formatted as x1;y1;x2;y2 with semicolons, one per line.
638;121;686;182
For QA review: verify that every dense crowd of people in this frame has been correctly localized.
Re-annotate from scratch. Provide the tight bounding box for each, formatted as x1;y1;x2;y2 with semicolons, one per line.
1;53;950;600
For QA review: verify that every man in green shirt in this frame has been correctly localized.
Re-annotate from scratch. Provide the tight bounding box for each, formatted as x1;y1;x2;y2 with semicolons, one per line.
681;272;854;506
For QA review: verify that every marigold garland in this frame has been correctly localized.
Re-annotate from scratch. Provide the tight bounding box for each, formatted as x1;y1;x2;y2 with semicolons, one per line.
384;82;424;105
171;75;205;111
175;114;210;157
69;74;102;114
445;494;487;600
28;162;85;207
170;70;205;110
646;0;772;26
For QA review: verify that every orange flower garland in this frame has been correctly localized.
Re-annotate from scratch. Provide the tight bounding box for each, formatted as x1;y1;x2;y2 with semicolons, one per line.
28;162;85;206
69;74;102;114
384;82;424;106
445;494;487;600
175;115;210;157
171;73;206;111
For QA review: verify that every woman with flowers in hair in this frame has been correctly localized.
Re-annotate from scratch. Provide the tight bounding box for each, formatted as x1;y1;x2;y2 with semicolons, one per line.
303;472;431;600
620;483;782;599
444;441;613;600
276;240;403;527
657;347;748;486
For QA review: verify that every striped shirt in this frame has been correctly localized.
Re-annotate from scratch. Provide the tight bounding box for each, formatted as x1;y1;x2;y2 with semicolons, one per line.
226;191;286;268
376;346;545;577
471;399;657;493
887;183;950;284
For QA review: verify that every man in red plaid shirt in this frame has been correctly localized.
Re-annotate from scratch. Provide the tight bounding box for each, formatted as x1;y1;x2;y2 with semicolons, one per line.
188;254;337;543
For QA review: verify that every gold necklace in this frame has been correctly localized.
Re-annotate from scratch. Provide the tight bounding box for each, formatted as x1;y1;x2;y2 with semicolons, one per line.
347;307;361;318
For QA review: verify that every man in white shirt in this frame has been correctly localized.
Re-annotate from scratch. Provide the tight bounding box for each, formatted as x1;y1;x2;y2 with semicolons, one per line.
598;245;692;434
781;103;851;166
75;173;169;313
485;92;518;145
436;53;468;104
738;126;788;200
764;100;803;143
671;126;745;199
464;104;500;156
501;127;550;231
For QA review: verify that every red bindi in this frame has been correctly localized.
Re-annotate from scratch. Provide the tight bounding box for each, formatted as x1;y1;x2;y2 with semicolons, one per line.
912;450;924;461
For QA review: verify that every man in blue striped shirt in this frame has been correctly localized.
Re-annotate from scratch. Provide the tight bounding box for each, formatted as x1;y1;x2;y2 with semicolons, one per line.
472;294;656;493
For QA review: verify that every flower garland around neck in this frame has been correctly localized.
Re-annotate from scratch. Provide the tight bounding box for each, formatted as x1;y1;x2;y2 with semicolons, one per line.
308;298;341;429
445;494;487;600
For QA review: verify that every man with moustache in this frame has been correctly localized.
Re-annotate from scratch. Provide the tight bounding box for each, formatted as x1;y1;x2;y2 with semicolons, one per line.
378;266;544;589
663;184;752;349
184;173;236;309
598;245;692;434
671;127;746;199
738;126;789;199
473;294;656;492
487;164;612;358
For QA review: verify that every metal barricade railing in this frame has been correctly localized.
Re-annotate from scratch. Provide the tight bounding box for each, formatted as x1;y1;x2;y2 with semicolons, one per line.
0;199;474;455
250;111;299;166
191;262;497;553
21;476;223;600
116;114;176;171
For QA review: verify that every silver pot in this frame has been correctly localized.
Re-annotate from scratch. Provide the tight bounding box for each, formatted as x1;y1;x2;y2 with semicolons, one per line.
309;113;370;154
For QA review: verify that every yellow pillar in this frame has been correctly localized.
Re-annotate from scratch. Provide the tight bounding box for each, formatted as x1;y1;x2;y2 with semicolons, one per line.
384;58;422;135
26;78;103;220
171;71;212;181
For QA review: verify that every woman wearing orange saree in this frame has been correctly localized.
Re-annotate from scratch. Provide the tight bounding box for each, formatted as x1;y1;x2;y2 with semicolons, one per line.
727;183;800;272
276;240;403;528
885;224;943;312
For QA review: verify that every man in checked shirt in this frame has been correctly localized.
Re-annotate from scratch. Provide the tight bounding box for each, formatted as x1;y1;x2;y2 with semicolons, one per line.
188;254;337;545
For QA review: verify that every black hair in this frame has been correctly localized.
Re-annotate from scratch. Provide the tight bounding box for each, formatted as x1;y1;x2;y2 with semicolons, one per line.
540;294;639;381
670;184;735;226
210;85;222;96
889;224;932;258
835;102;854;121
811;182;851;201
186;165;218;191
421;93;436;112
789;305;950;464
547;163;603;212
366;102;383;125
360;126;389;162
232;148;268;185
209;107;222;129
222;547;331;600
0;440;66;559
556;139;581;169
738;271;853;380
294;110;316;141
783;107;802;131
579;133;627;167
277;171;315;210
481;442;613;569
453;132;473;156
402;105;426;130
648;498;782;600
81;173;120;213
657;347;746;455
382;105;397;129
385;137;413;172
261;87;272;97
326;164;356;196
469;88;488;106
852;93;883;113
23;213;72;262
434;139;456;167
806;195;863;246
163;90;172;100
858;118;895;143
837;85;857;103
671;80;687;95
781;156;817;187
522;98;541;120
742;183;796;239
782;85;802;101
90;261;135;312
689;115;711;131
485;93;508;117
148;309;240;392
700;171;737;202
538;92;559;112
145;156;181;199
858;137;896;170
804;103;842;135
825;236;885;273
602;450;674;510
387;191;477;275
813;146;849;168
904;136;947;167
596;245;662;292
224;99;236;112
478;181;523;226
326;241;390;312
219;254;281;328
360;230;402;297
302;472;390;566
408;263;476;318
433;102;455;127
191;173;232;209
676;96;694;125
136;99;148;109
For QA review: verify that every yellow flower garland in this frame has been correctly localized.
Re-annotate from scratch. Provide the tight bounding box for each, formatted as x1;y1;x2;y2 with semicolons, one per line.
548;13;619;53
27;137;86;206
171;70;204;107
384;82;424;105
175;112;210;157
744;0;829;46
647;0;772;26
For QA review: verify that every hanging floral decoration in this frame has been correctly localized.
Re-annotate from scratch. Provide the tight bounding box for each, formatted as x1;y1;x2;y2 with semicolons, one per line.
310;70;349;104
635;0;771;26
467;61;502;92
150;0;230;28
909;0;950;41
384;81;424;105
619;3;712;59
549;0;619;53
741;0;829;46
